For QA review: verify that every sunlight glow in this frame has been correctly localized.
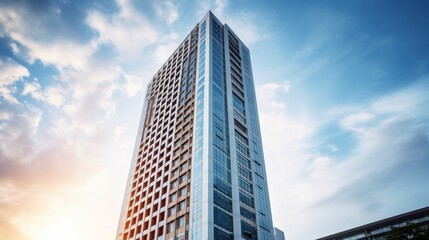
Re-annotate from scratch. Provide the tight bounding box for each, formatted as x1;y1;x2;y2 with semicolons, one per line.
35;219;76;240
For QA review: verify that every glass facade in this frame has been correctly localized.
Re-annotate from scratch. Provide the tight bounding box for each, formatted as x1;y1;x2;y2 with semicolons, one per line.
211;16;235;240
190;19;205;240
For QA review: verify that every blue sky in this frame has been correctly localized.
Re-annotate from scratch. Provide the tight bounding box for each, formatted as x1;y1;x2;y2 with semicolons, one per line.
0;0;428;239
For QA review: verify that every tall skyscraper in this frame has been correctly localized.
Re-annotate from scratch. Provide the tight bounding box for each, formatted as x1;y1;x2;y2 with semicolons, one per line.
116;11;274;240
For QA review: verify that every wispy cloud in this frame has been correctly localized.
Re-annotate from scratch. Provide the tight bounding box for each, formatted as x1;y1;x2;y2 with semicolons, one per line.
259;79;429;239
224;11;272;45
339;112;374;134
153;0;179;25
257;82;292;113
213;0;229;18
87;0;159;58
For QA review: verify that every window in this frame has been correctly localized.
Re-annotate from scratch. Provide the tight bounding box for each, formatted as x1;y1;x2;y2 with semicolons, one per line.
173;169;179;178
237;153;251;168
181;162;188;171
176;232;186;240
239;178;253;194
234;119;247;133
171;180;178;189
240;207;255;222
178;200;186;211
232;93;245;115
168;207;176;217
214;207;233;232
179;187;187;197
170;193;177;202
173;159;179;167
241;221;257;240
168;222;175;233
180;174;188;184
214;190;232;212
235;130;248;145
181;141;189;150
181;151;190;161
214;176;232;197
236;141;250;157
239;166;251;181
239;192;254;208
177;216;186;228
215;227;233;240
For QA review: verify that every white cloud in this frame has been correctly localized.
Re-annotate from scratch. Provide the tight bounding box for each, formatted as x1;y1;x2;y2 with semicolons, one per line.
0;86;18;103
0;58;29;85
10;42;20;54
0;58;29;103
0;4;95;69
31;41;95;69
87;0;158;57
213;0;229;18
154;0;179;25
0;103;42;161
256;82;292;113
309;155;332;179
57;58;121;131
121;73;145;97
22;81;42;101
22;80;66;107
43;86;66;107
154;42;180;65
0;111;12;121
339;112;374;134
257;84;319;238
0;0;151;129
371;80;429;115
0;6;22;36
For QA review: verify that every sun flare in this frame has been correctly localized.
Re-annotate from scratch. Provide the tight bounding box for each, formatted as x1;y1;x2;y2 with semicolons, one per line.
34;219;76;240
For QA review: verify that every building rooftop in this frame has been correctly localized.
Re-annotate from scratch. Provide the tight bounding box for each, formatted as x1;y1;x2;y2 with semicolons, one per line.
317;206;429;240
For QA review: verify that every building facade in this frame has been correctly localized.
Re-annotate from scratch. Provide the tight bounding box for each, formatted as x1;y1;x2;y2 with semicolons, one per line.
317;206;429;240
116;12;274;240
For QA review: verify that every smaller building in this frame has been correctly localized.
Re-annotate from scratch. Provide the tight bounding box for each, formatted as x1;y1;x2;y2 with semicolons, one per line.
274;227;285;240
317;206;429;240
